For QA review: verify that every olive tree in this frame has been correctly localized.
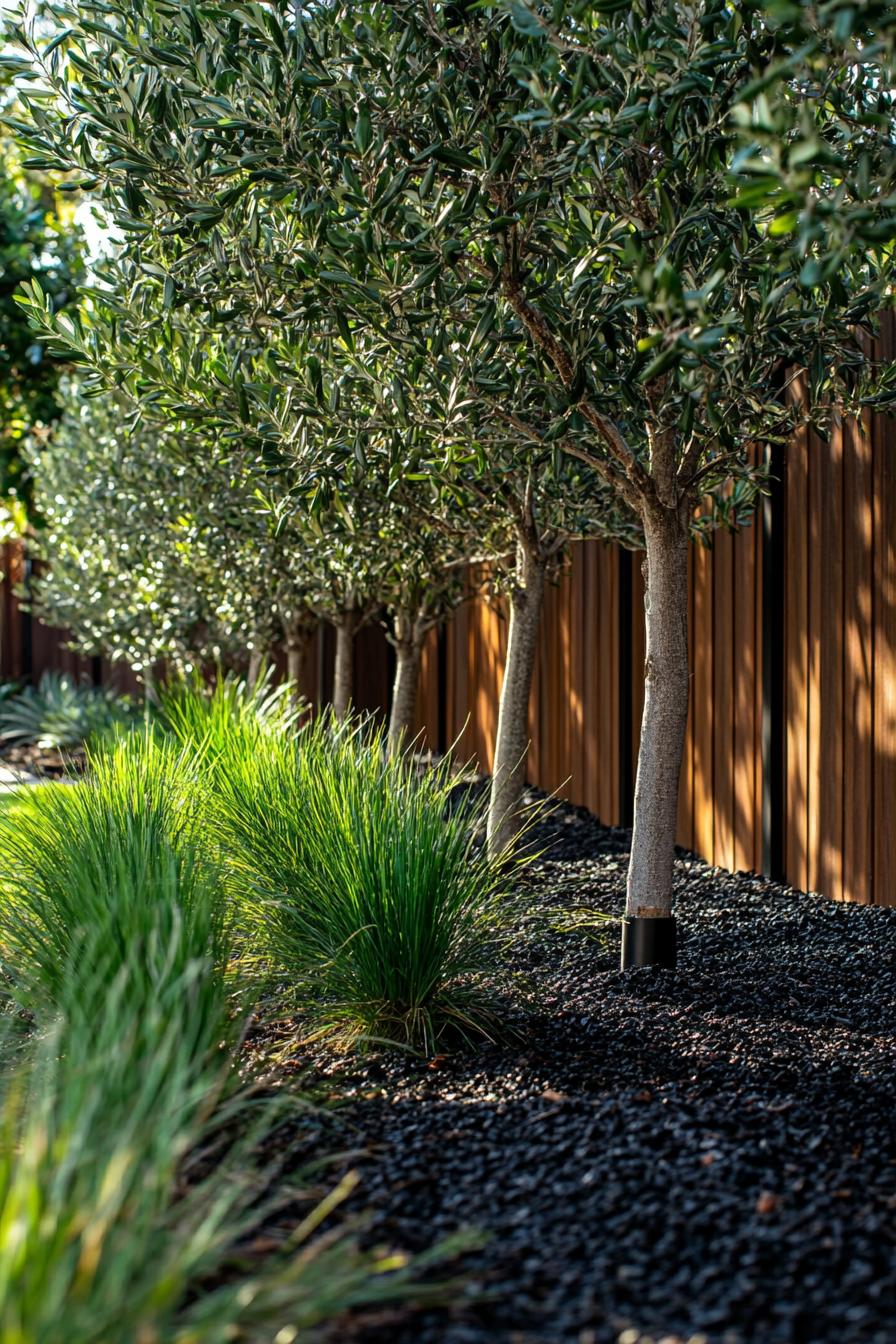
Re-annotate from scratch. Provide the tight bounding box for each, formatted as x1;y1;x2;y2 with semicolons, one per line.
331;344;636;831
32;369;498;739
26;386;319;679
6;61;632;852
7;2;894;960
20;257;630;842
158;0;886;949
369;478;496;750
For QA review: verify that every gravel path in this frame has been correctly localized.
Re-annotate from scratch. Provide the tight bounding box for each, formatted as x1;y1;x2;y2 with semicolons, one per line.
287;798;896;1344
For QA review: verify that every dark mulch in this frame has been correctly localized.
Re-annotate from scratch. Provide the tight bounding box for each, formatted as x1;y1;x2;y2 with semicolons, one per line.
0;743;83;778
275;796;896;1344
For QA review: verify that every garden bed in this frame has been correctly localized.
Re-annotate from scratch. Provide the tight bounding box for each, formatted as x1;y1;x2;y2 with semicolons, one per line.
279;795;896;1344
0;742;83;779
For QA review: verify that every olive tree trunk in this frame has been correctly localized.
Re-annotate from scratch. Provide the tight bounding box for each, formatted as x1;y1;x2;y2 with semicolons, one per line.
285;624;313;705
247;649;262;687
486;543;546;857
331;612;355;720
387;613;425;750
625;507;690;920
286;644;302;687
141;663;155;726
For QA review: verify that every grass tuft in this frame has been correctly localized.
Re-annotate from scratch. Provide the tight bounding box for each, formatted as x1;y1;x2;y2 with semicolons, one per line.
0;729;467;1339
156;665;302;760
0;936;454;1343
0;732;230;1042
208;714;523;1052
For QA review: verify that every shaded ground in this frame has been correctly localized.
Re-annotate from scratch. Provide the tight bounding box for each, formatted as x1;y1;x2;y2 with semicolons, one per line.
0;743;81;780
273;797;896;1344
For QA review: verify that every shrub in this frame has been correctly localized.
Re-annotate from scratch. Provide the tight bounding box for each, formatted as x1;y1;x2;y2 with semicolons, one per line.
0;670;136;750
214;715;521;1052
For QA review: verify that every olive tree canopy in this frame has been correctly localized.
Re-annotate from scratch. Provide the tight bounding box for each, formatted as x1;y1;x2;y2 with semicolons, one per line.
6;1;894;942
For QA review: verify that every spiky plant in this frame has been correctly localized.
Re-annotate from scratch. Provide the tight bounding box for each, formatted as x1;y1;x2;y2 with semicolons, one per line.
0;671;136;750
156;667;302;760
0;939;452;1344
0;732;465;1339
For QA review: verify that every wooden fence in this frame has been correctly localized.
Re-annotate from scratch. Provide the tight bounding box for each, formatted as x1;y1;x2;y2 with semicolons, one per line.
3;315;895;906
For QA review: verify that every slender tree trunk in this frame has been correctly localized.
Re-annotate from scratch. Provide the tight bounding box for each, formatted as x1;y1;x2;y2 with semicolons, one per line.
625;507;690;923
331;612;355;720
486;542;546;857
285;624;313;705
247;649;262;687
141;664;155;727
387;613;425;750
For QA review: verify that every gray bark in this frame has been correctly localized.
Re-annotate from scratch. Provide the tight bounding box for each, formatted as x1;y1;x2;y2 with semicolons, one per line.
387;614;425;750
625;508;691;918
247;649;262;688
141;664;155;726
286;644;301;686
285;625;312;705
331;612;354;721
486;543;546;857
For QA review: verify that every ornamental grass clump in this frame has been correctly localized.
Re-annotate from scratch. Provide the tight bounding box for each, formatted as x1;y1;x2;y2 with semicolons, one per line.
0;935;440;1344
156;666;302;762
0;731;230;1040
0;732;457;1339
214;715;521;1051
0;963;246;1344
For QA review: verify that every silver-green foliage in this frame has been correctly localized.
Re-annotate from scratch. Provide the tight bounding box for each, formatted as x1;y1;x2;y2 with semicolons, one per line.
26;387;318;676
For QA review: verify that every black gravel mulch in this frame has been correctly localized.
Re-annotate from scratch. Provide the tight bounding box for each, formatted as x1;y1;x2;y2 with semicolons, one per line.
280;796;896;1344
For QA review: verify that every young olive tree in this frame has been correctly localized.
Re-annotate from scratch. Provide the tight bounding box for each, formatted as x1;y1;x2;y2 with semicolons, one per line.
8;142;632;851
365;476;491;750
27;387;325;682
21;257;631;844
23;281;512;752
29;397;240;677
334;346;637;837
7;2;894;958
